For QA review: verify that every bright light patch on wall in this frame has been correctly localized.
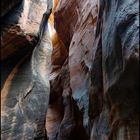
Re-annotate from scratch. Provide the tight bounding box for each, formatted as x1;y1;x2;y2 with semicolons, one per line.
48;23;52;37
48;0;58;38
48;22;56;38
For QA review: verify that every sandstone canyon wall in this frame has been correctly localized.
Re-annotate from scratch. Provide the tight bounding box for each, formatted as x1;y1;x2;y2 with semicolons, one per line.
1;0;139;140
1;0;53;139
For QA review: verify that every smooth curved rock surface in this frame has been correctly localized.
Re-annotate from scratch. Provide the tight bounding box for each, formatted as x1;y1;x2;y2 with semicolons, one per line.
1;0;50;61
1;0;22;18
89;0;139;139
1;0;53;139
1;0;139;140
54;0;98;137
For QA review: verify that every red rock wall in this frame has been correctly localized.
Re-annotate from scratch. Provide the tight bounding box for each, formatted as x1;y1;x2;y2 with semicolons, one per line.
1;0;139;140
54;0;98;138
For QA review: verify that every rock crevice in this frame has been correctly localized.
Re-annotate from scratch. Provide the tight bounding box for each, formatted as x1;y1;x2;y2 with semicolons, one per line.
1;0;139;140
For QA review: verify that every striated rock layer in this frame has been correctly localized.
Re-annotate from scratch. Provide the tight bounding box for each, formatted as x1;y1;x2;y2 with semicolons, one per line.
1;0;53;139
1;0;139;140
54;0;98;138
89;0;139;140
1;0;51;61
53;0;139;139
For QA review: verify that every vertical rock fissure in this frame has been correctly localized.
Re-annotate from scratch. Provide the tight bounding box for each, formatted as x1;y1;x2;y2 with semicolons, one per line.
1;0;139;140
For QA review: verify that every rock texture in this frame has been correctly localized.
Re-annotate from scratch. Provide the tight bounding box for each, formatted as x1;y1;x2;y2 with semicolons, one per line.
89;0;139;140
54;0;98;138
1;0;53;139
1;0;52;88
1;0;139;140
1;0;22;18
1;0;51;61
52;0;139;139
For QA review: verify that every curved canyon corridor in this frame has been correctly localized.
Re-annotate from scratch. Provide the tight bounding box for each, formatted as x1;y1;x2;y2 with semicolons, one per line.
1;0;139;140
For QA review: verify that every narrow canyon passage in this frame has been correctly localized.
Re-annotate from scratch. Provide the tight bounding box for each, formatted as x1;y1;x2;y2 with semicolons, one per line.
1;0;139;140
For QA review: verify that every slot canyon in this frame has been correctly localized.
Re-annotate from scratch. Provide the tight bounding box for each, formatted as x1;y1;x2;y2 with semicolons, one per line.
0;0;139;140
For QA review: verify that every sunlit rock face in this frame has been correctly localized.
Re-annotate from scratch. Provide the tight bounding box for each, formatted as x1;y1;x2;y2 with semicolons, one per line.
1;0;53;139
89;0;139;140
